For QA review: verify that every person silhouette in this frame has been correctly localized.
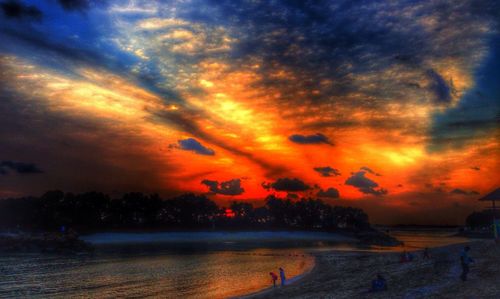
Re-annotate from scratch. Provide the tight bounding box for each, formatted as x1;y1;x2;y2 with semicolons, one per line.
423;247;431;259
269;272;278;287
279;267;286;286
370;274;387;292
460;246;474;281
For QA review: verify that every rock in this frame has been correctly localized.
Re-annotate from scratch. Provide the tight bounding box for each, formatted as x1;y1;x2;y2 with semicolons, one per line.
0;232;94;254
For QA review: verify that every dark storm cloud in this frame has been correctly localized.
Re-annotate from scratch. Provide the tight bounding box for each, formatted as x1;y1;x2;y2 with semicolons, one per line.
360;167;381;176
289;133;332;145
345;170;387;196
428;37;500;151
262;178;311;192
201;178;244;195
450;189;479;196
0;161;42;174
426;69;453;104
313;166;341;177
175;138;215;156
188;0;490;100
317;187;340;199
1;0;42;21
205;0;424;91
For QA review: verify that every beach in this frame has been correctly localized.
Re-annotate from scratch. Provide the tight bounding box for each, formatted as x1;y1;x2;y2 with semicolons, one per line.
246;240;500;298
1;230;496;298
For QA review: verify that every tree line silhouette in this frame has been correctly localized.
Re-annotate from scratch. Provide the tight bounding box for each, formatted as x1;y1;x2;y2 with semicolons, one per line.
0;191;371;232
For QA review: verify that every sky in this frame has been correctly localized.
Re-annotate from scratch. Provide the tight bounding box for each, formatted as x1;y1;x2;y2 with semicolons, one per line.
0;0;499;225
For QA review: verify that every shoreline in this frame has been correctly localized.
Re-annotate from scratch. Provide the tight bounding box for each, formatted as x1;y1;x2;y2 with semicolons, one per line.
242;240;500;298
236;258;318;299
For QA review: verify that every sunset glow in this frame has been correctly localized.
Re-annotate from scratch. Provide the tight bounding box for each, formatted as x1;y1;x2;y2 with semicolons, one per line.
0;0;498;225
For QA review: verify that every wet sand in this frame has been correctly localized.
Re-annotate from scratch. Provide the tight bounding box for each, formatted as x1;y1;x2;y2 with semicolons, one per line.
245;241;500;298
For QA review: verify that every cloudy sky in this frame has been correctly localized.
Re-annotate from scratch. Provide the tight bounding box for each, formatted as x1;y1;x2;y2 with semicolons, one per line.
0;0;498;224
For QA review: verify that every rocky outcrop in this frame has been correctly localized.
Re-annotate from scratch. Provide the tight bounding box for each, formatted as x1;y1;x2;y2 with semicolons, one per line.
0;232;93;253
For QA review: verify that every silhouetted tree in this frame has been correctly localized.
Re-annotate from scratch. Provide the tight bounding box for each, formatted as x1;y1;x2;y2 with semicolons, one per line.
466;210;500;229
228;201;255;227
164;193;219;227
0;191;372;232
72;192;110;229
295;198;327;228
39;190;68;229
266;195;294;227
0;197;38;229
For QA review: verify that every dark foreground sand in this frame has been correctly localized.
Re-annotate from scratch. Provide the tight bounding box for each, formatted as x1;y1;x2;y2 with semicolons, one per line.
245;241;500;299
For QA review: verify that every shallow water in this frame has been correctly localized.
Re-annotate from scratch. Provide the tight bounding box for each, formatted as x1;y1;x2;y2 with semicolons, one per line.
0;246;314;298
388;229;470;250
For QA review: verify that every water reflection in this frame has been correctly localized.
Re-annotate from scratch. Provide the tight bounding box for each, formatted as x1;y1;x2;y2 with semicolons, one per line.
0;246;314;298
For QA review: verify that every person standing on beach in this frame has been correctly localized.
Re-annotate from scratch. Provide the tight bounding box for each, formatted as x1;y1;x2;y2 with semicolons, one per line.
369;274;388;292
270;272;278;287
423;247;431;259
279;267;286;286
400;251;409;263
460;246;474;281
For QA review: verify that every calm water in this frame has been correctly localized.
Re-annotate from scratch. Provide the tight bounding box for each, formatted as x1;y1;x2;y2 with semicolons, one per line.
0;247;314;298
0;230;469;298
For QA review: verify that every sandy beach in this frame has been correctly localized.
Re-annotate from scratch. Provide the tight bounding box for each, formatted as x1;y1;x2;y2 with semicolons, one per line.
246;241;500;298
